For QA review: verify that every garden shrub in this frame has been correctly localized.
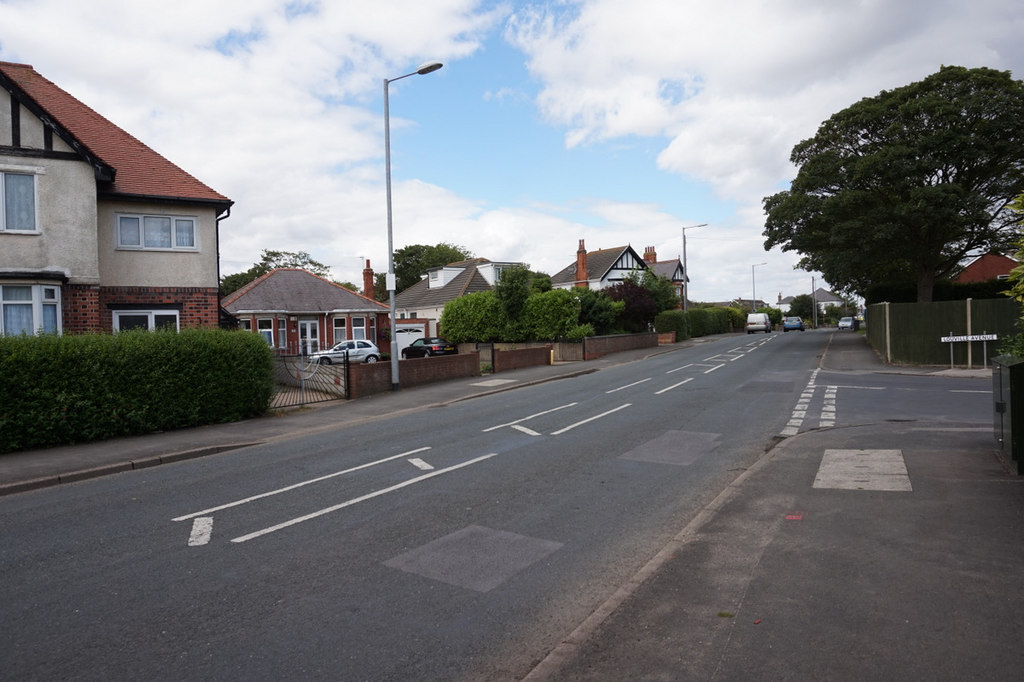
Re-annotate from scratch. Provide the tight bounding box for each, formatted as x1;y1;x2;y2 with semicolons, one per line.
654;310;690;340
0;328;273;453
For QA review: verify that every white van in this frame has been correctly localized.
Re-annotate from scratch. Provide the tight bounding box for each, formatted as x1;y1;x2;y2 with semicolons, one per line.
746;313;771;334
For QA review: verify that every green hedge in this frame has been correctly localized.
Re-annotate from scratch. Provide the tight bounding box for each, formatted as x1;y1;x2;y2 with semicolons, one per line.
0;329;274;453
654;310;690;340
685;307;739;337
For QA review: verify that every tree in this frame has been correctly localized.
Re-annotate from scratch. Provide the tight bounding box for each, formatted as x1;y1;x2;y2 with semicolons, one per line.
764;66;1024;302
635;270;681;313
573;288;623;336
787;293;816;321
393;243;473;294
494;266;532;341
439;291;505;343
221;249;332;296
605;279;658;332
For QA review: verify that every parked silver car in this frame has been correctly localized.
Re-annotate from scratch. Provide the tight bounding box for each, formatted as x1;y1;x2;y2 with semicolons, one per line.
311;339;381;364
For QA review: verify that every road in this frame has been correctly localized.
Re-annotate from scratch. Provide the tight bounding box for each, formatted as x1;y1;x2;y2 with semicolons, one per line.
2;329;903;680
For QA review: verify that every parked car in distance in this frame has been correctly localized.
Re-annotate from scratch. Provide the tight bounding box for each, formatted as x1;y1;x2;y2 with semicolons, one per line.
782;316;805;332
745;312;771;334
402;337;457;358
311;340;381;364
838;316;854;330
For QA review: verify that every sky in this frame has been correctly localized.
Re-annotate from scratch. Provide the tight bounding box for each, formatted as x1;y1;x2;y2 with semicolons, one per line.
2;0;1023;304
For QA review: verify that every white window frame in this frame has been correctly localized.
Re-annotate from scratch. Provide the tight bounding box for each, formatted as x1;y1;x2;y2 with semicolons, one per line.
351;316;366;340
0;166;42;233
112;310;180;332
116;212;198;251
0;283;61;335
257;318;273;345
333;316;347;342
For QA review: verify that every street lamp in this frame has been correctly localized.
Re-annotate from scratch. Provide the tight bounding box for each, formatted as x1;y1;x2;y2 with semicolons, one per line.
680;223;707;311
751;262;767;313
384;61;443;391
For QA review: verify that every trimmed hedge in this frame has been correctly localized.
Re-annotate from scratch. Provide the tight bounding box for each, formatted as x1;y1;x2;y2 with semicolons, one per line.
654;310;690;340
0;329;274;453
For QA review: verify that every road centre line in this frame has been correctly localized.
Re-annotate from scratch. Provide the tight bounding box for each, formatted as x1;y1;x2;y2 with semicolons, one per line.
703;364;724;374
607;378;652;393
231;454;497;543
655;378;694;395
482;403;578;432
551;404;631;436
667;363;694;374
172;446;432;522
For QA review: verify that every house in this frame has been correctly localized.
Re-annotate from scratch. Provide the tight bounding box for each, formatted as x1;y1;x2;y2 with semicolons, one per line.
641;246;685;308
551;240;649;290
954;252;1017;284
394;257;524;337
0;61;232;335
222;265;389;355
777;288;845;314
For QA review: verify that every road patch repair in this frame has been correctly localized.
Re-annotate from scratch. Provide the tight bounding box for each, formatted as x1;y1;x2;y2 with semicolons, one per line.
812;448;912;491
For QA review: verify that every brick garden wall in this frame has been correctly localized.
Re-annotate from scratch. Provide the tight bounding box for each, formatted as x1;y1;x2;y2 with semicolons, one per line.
348;352;481;399
493;346;551;372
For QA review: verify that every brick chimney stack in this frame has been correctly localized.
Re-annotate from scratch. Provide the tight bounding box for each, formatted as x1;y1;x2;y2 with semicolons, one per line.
362;259;374;298
643;246;658;263
576;239;589;288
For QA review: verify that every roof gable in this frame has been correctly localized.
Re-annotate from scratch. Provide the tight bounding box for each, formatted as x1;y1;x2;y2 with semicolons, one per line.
551;245;648;286
0;61;230;207
222;268;388;313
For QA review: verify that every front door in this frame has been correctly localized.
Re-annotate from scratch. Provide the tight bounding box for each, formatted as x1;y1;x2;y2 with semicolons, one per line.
298;319;319;354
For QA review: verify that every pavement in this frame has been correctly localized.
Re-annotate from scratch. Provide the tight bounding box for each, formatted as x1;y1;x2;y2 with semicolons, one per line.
4;331;1022;680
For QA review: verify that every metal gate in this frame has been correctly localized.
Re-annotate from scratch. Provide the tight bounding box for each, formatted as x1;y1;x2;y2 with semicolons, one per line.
270;353;348;408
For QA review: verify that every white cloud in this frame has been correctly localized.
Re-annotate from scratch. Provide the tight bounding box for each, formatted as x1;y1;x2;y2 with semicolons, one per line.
2;0;1022;303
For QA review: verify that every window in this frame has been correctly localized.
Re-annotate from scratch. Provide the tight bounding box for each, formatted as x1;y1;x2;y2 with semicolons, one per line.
1;171;38;232
1;284;60;335
257;318;273;344
277;317;287;348
116;213;197;250
351;317;366;340
113;310;179;332
333;316;347;341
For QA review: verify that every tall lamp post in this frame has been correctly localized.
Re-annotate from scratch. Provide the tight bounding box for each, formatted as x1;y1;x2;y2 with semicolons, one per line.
680;223;707;310
751;262;767;313
384;61;443;391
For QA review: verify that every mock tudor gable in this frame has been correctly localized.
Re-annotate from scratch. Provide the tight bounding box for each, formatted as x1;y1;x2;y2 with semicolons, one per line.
0;61;231;335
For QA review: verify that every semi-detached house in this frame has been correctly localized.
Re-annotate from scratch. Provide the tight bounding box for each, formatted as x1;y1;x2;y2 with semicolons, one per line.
0;61;232;335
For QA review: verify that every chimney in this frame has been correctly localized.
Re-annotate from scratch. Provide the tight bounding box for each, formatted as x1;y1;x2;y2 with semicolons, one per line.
643;246;657;263
362;259;374;298
575;239;589;288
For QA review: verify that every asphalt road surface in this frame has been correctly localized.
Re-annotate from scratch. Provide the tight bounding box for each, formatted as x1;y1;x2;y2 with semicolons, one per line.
1;330;931;680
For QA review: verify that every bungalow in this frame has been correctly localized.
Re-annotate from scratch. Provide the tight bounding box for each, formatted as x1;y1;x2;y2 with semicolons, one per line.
0;61;232;335
954;252;1017;284
222;264;389;355
394;257;523;337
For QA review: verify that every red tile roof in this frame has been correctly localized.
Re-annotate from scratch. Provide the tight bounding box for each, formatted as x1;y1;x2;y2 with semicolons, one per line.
0;61;230;206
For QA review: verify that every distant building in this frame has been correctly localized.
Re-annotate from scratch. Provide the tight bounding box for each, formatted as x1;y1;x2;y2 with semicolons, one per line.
551;240;649;290
953;253;1017;284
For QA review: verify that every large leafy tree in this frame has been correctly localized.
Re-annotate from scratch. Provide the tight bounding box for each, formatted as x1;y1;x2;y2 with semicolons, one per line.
221;249;332;296
764;66;1024;302
373;242;473;301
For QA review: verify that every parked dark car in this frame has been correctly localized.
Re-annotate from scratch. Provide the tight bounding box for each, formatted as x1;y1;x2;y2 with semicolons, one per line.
402;337;457;358
782;316;805;332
